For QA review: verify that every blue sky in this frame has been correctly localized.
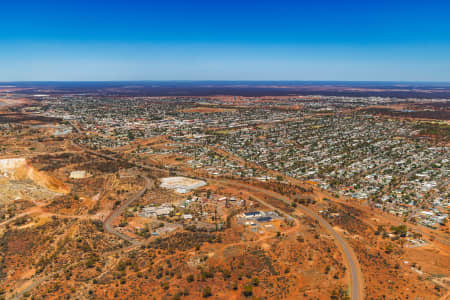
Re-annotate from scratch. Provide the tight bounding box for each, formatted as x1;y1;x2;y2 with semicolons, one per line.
1;0;449;81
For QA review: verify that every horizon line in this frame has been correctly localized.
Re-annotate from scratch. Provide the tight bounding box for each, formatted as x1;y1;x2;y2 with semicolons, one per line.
2;80;450;84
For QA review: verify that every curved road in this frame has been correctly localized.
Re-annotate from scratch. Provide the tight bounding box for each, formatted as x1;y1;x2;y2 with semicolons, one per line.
10;178;152;300
299;203;363;300
72;139;363;299
103;176;152;246
217;180;364;300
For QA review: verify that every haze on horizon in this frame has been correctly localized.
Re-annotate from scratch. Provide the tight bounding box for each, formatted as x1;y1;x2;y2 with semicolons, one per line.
1;0;449;82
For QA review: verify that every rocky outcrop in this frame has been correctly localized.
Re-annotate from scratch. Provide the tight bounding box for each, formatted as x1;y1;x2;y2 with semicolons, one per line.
0;158;70;194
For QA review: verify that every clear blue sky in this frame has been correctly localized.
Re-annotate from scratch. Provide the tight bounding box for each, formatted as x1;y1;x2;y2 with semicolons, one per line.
1;0;449;81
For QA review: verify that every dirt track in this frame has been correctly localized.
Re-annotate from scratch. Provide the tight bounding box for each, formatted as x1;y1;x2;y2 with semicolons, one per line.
72;139;364;299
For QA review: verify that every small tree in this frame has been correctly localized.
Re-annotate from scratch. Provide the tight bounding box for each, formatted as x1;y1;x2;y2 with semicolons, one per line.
242;285;253;297
252;277;259;286
202;286;212;298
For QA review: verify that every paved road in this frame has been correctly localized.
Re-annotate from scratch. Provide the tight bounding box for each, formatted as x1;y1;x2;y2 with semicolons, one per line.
76;144;170;177
403;153;447;180
103;176;152;246
72;139;364;299
8;140;153;299
10;177;152;300
300;203;364;300
218;180;364;300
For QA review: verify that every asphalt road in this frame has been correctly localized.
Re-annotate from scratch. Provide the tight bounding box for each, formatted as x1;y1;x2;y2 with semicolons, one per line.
9;177;152;300
103;176;152;246
218;180;364;300
73;140;364;299
300;204;363;300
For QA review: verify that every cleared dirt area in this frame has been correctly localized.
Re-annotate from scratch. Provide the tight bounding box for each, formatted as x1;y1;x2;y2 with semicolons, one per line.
0;98;32;108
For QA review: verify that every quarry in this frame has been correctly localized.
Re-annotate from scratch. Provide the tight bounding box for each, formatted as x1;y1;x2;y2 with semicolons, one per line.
0;89;448;300
0;158;27;175
0;158;69;204
0;179;59;204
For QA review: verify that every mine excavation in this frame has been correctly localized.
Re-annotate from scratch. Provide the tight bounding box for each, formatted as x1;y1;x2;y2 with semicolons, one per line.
0;125;353;299
0;158;69;204
0;84;448;300
1;0;450;296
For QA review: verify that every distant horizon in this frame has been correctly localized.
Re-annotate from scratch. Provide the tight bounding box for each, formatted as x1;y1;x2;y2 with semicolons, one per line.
4;80;450;99
2;80;450;84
